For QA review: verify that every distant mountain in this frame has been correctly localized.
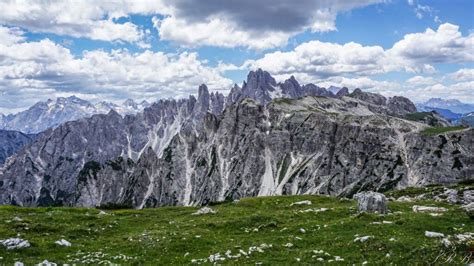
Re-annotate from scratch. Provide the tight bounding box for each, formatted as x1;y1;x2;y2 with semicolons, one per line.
0;96;150;134
0;130;37;166
418;98;474;114
458;112;474;127
227;69;410;114
417;107;463;121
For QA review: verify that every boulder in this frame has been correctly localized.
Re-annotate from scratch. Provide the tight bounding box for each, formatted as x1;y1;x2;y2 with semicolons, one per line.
290;200;312;206
425;231;444;238
55;239;71;247
192;207;216;215
353;191;388;214
463;190;473;204
461;202;474;219
0;238;30;250
412;205;447;213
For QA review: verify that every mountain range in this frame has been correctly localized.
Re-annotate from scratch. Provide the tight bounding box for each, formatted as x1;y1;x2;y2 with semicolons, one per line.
417;98;474;126
417;98;474;115
0;96;150;134
0;69;472;208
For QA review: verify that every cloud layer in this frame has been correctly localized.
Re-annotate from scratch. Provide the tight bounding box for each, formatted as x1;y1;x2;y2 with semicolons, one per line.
0;25;231;113
155;0;383;49
0;0;384;50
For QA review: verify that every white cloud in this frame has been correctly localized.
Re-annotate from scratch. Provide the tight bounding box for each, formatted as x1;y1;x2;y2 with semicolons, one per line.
405;82;474;103
153;16;290;50
0;0;170;46
244;40;387;78
153;0;384;49
414;4;433;19
0;28;232;113
388;23;474;70
0;0;385;50
0;26;24;45
242;23;474;83
406;75;436;85
448;68;474;82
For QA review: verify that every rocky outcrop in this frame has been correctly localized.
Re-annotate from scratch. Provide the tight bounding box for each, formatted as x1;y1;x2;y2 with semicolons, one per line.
354;191;388;213
0;71;472;208
335;87;349;98
350;88;387;106
387;96;417;115
229;69;364;106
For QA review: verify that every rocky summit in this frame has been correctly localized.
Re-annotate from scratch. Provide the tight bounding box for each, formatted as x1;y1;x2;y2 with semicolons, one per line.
0;70;472;208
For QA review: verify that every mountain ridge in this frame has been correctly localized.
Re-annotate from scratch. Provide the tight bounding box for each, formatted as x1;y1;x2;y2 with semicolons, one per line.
0;97;151;134
0;69;471;208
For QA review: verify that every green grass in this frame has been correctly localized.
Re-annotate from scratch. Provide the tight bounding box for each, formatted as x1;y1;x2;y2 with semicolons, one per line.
0;195;472;264
420;126;467;136
405;112;432;122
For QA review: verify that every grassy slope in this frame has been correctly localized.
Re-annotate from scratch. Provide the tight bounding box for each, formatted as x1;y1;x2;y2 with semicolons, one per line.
420;126;467;136
0;195;472;265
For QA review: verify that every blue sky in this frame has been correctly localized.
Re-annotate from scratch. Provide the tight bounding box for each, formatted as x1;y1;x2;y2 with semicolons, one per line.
0;0;473;114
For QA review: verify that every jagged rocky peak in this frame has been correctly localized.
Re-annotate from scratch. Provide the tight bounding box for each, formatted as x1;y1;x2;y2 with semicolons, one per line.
194;84;210;116
281;75;302;98
328;86;342;95
246;68;277;90
57;95;90;105
302;83;332;97
350;88;387;106
123;99;138;109
387;96;417;115
241;68;278;105
335;87;349;98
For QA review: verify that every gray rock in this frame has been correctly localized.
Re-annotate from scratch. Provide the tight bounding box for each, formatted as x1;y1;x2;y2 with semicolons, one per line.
412;205;447;213
192;207;216;215
461;202;474;218
425;231;444;238
350;88;387;106
0;130;37;166
444;189;459;204
353;192;388;214
335;87;349;98
1;238;30;250
463;190;473;204
387;96;417;115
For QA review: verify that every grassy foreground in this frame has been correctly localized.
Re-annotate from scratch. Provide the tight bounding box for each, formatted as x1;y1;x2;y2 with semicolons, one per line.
0;195;472;265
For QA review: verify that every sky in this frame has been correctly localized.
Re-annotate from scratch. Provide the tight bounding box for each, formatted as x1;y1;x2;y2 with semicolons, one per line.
0;0;473;114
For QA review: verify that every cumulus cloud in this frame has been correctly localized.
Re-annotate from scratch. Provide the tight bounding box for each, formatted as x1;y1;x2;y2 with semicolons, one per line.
406;75;436;85
0;26;232;113
244;41;387;79
448;68;474;82
242;23;474;81
0;0;385;50
388;23;474;71
404;82;474;103
0;0;170;46
154;0;384;49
